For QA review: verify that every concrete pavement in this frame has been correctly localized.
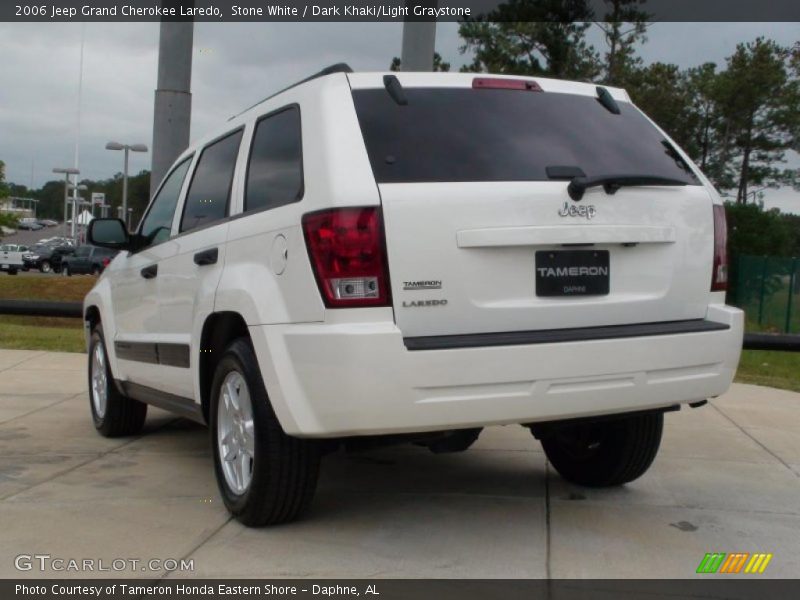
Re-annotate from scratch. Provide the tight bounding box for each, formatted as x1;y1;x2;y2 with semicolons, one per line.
0;349;798;579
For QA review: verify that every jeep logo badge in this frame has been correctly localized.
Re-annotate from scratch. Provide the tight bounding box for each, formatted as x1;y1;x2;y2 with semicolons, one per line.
558;201;596;220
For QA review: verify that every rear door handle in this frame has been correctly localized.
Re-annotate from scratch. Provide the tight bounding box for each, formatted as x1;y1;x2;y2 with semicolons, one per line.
140;264;158;279
193;248;218;266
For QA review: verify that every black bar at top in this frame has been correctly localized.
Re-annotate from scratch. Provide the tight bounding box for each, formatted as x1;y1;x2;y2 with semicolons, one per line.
3;0;799;22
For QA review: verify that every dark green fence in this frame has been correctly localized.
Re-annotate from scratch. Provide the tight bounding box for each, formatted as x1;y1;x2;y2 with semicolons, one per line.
733;255;800;334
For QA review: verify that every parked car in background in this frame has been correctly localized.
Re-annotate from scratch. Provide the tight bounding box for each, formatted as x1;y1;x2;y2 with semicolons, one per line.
22;242;75;273
39;219;59;227
0;243;30;275
17;220;44;231
62;245;118;275
39;236;75;247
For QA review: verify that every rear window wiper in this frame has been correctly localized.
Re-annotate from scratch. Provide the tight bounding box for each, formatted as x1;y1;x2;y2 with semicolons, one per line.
567;174;688;201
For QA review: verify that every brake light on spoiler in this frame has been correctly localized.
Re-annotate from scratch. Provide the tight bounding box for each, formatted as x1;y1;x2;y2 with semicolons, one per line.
472;77;542;92
302;207;392;308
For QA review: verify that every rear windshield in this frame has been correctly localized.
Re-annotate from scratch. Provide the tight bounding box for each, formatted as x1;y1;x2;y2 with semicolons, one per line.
352;87;700;185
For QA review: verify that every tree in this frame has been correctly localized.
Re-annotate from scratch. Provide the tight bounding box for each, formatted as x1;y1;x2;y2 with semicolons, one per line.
0;160;8;198
390;52;451;72
724;202;795;304
7;183;29;197
595;0;650;87
683;63;722;175
15;170;152;223
713;38;800;203
791;41;800;156
458;0;600;80
625;62;696;151
32;180;67;220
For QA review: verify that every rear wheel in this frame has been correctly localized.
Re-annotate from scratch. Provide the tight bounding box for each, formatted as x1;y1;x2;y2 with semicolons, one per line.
88;325;147;437
64;265;71;276
210;338;321;526
538;413;663;487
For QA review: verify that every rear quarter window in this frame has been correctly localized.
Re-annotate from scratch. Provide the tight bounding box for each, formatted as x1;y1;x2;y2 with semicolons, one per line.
244;106;303;213
180;129;243;233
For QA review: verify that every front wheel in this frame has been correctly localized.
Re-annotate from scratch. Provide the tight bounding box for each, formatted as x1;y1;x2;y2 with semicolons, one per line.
88;325;147;437
40;261;51;273
539;413;663;487
210;338;321;526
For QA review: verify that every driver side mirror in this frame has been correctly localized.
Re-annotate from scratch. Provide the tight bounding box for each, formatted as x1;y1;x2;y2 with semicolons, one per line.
87;218;131;250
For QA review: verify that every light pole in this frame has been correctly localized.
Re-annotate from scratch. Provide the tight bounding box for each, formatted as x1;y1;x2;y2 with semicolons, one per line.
68;183;87;238
106;142;148;228
52;167;80;237
400;0;437;71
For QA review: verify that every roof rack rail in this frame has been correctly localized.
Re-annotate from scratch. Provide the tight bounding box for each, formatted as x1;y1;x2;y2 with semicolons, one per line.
228;63;353;121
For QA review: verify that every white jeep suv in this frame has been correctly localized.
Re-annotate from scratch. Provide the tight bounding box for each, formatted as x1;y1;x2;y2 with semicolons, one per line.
84;65;743;526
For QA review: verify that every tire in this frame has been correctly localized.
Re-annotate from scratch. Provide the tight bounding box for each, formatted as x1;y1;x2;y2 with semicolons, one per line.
88;325;147;437
92;266;101;276
64;266;71;276
210;338;321;527
40;261;51;274
539;412;663;487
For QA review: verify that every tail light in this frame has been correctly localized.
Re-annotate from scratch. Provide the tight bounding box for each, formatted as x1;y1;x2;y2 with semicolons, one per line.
302;207;391;308
102;257;111;267
711;204;728;291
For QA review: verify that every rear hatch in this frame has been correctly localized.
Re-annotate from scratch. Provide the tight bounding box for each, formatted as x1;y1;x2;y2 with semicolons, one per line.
349;74;714;338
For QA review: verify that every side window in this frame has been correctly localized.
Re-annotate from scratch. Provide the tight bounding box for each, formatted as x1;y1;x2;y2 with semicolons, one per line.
139;157;192;248
180;130;243;233
245;107;303;213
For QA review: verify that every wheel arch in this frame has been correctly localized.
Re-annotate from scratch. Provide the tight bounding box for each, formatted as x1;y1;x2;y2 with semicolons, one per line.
84;305;101;329
198;311;251;424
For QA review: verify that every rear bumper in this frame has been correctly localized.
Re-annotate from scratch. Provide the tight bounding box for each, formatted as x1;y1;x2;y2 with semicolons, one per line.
250;304;744;437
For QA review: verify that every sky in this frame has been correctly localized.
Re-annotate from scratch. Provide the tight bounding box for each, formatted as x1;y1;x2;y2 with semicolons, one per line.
0;21;798;212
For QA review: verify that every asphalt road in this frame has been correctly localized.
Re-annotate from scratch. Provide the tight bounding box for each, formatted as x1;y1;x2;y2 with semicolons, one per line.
0;349;798;579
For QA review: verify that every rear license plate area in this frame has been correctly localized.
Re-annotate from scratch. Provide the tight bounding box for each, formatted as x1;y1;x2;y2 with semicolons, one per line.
535;250;609;297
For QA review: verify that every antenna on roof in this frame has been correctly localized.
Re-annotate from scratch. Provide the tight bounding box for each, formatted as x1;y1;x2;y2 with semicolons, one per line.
228;63;354;121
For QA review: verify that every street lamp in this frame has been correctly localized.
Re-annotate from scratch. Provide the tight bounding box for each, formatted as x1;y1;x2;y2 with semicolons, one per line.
106;142;148;228
52;167;80;237
68;183;87;238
